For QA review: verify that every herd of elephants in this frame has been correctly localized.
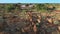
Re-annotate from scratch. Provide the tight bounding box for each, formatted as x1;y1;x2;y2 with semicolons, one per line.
0;10;60;34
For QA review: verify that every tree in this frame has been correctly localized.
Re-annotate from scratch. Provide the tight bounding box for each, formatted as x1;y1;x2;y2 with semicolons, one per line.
35;4;47;12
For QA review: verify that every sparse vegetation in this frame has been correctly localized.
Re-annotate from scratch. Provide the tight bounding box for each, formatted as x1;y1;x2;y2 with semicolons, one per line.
0;3;60;34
